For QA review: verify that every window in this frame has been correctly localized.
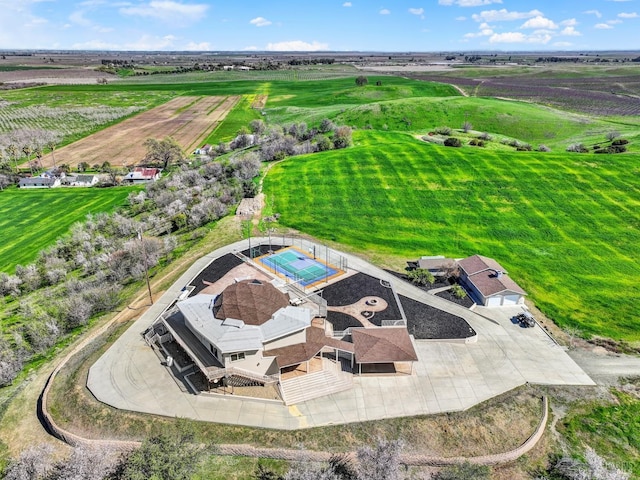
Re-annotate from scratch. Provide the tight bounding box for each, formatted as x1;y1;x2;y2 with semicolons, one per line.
230;352;245;362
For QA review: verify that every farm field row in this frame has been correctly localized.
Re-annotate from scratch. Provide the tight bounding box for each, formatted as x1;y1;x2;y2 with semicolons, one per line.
33;95;239;169
263;130;640;342
0;187;137;272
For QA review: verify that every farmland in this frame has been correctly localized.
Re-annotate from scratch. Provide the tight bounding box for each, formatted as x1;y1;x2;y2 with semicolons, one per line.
408;64;640;117
36;95;239;169
0;187;136;272
0;89;173;159
263;130;640;342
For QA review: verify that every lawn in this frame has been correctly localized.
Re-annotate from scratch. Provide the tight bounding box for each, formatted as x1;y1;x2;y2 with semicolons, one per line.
263;130;640;342
0;187;137;273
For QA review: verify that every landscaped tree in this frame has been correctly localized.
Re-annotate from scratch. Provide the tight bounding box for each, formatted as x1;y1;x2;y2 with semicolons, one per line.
144;137;184;170
407;268;435;286
355;76;368;87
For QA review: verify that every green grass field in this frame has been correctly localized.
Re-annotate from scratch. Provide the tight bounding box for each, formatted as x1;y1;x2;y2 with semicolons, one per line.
0;187;137;273
264;130;640;342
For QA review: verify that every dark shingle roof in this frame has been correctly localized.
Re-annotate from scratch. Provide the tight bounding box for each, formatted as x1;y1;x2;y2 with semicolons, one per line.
264;326;354;368
458;255;526;297
213;279;289;326
352;327;418;363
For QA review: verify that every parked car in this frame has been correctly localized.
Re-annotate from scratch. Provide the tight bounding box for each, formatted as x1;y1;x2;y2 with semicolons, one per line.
513;312;535;328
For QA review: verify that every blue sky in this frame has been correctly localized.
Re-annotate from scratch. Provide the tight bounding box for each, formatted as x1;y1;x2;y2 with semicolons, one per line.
2;0;639;51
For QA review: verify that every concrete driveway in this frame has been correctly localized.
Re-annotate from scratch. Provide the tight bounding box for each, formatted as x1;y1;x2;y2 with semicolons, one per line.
87;238;594;430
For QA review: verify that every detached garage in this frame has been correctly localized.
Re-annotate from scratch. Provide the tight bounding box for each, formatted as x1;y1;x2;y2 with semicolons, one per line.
457;255;527;307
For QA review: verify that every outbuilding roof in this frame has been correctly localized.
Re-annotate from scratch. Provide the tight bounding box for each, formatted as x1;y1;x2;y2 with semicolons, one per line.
352;327;418;364
458;255;527;297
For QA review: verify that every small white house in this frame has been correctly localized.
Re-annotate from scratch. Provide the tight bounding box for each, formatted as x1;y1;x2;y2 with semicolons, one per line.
18;177;60;189
122;167;161;184
457;255;527;307
61;174;99;187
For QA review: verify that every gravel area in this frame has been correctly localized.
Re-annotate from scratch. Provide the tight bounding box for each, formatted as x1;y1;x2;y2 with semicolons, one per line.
326;311;364;333
188;253;243;296
321;272;402;323
435;289;475;308
400;295;476;340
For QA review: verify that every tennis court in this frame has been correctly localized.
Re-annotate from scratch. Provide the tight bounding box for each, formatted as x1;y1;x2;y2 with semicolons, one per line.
257;247;342;287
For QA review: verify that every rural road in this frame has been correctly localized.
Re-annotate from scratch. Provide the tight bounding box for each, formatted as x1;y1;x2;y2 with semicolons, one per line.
569;348;640;385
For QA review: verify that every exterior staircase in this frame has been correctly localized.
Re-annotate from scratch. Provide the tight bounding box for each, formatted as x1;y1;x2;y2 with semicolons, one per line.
280;368;353;405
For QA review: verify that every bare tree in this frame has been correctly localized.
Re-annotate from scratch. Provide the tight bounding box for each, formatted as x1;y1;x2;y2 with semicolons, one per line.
606;130;621;142
3;444;54;480
356;439;404;480
462;121;473;133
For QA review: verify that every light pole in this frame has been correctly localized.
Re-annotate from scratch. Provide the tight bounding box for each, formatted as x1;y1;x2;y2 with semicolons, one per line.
138;229;153;305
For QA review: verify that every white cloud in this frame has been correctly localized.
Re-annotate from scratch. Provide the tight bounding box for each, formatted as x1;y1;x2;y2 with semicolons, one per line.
379;8;390;14
520;16;558;29
489;32;526;43
72;34;178;51
265;40;329;51
488;31;551;44
69;10;93;27
584;10;602;18
120;1;209;23
243;45;258;51
560;18;578;27
249;16;272;27
439;0;503;6
456;16;467;21
472;9;543;23
607;19;623;24
409;7;424;15
184;41;211;50
560;26;581;36
553;41;573;47
618;12;638;18
343;1;352;6
595;23;613;29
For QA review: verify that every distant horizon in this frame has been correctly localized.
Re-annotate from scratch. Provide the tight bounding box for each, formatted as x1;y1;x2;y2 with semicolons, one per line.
2;1;637;52
2;49;639;55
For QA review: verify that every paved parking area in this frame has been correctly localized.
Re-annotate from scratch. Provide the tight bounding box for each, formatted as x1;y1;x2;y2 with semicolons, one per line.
87;238;594;429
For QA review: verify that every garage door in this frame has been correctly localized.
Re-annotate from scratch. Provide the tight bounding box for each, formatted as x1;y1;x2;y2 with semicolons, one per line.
502;295;520;306
486;296;502;307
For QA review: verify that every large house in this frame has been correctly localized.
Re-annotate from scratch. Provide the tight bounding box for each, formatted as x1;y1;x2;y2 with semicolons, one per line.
155;276;418;402
457;255;527;307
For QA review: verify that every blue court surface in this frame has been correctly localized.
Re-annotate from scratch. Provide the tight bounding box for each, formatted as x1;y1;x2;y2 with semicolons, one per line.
258;247;339;287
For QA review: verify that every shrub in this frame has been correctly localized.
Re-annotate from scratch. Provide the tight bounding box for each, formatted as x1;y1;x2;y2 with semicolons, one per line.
612;138;629;146
478;132;491;141
469;139;485;147
516;143;532;151
451;284;467;299
567;143;589;153
538;144;551;152
444;137;462;147
434;126;452;135
407;268;435;286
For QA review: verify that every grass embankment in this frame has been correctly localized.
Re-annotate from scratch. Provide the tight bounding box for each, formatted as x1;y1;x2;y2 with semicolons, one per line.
0;187;138;273
264;130;640;342
561;387;640;477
